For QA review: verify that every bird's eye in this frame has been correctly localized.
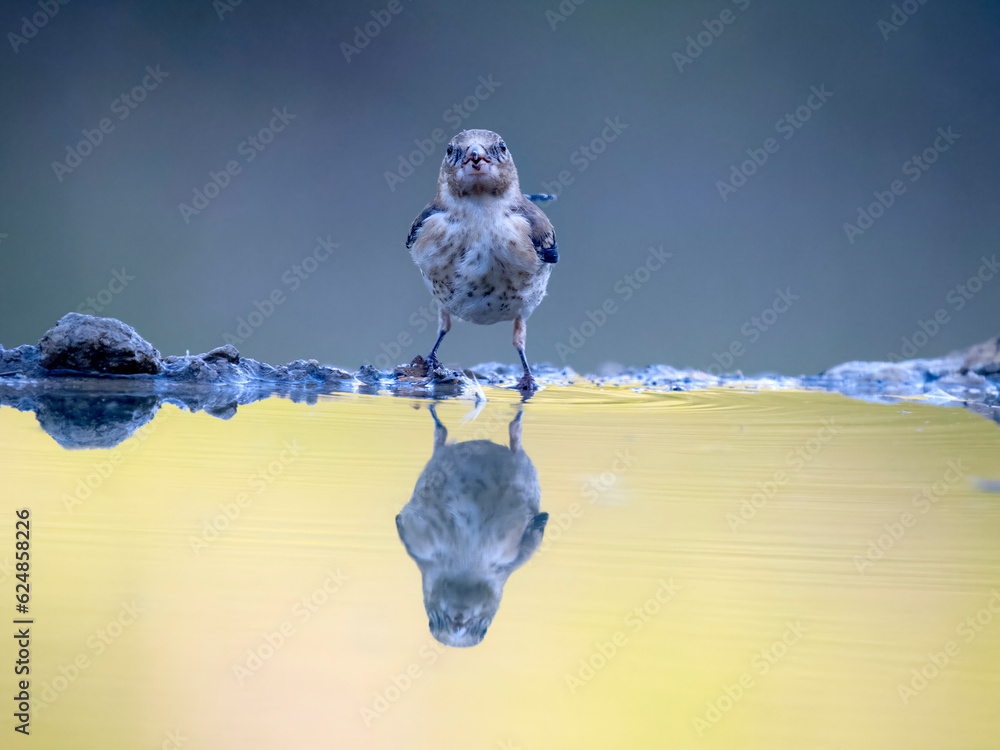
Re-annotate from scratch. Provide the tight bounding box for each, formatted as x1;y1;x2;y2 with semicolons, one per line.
446;146;453;155
499;141;507;152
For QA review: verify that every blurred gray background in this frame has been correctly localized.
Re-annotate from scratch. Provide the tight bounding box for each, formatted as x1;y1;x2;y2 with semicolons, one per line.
1;0;998;375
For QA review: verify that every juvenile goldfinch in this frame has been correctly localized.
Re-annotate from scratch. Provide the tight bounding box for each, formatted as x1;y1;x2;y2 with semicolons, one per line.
405;129;558;391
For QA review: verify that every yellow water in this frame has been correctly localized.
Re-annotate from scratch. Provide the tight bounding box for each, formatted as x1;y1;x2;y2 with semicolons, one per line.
2;386;999;749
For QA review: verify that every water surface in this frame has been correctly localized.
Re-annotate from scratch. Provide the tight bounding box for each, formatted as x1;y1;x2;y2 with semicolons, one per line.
2;385;999;748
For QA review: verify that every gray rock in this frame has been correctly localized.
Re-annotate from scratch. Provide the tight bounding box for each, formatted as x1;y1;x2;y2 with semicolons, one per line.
0;344;45;379
956;337;1000;376
202;345;240;364
159;349;354;386
356;365;383;384
38;313;163;375
821;356;965;383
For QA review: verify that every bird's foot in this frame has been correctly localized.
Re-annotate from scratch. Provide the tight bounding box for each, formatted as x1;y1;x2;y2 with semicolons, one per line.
515;372;539;392
425;353;441;373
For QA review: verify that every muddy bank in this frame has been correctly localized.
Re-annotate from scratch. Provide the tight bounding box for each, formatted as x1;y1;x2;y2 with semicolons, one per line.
1;313;997;448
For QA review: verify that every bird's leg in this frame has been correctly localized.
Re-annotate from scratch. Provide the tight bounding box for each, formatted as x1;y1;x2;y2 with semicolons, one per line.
426;331;446;371
513;317;538;391
508;410;523;453
426;307;451;372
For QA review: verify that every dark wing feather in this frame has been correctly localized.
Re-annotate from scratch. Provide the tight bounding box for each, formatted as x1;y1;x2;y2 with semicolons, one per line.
406;201;444;249
513;197;558;263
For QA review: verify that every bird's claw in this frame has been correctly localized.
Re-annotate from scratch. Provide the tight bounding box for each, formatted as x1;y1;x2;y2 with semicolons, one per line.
425;354;441;373
515;373;539;392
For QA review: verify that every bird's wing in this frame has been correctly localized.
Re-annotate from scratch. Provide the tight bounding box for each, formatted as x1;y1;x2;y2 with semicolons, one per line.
406;201;445;249
512;196;558;263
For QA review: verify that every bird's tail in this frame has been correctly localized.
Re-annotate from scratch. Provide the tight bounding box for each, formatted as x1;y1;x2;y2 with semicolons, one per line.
524;193;557;202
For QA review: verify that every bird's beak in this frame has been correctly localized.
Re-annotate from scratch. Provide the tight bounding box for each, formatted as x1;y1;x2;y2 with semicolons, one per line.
463;144;492;170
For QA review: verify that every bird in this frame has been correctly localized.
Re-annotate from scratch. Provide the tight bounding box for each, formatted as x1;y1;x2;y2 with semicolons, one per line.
405;129;558;391
396;406;548;647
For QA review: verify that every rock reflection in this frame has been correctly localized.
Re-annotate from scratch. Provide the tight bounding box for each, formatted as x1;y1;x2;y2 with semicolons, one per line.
396;406;548;647
32;392;160;449
0;378;327;449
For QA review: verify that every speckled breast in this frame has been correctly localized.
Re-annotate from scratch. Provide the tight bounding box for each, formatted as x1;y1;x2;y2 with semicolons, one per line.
416;222;551;325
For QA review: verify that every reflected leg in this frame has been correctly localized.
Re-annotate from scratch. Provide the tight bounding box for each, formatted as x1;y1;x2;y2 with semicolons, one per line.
429;403;448;447
508;410;523;453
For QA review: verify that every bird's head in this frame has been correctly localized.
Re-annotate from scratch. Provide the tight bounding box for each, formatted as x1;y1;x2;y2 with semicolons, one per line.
439;129;519;199
397;507;549;648
425;574;501;648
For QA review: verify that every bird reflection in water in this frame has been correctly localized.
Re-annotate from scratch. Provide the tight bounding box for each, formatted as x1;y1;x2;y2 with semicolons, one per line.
396;405;548;647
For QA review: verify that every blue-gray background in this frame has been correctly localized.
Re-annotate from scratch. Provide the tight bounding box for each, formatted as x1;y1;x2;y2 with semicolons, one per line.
1;0;997;374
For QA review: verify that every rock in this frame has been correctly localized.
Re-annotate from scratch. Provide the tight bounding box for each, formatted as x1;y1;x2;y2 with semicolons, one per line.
0;344;45;379
956;337;1000;376
821;355;966;384
822;360;921;383
356;365;384;384
38;313;163;375
159;350;353;386
202;345;240;364
395;355;430;379
282;359;352;382
160;355;232;383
